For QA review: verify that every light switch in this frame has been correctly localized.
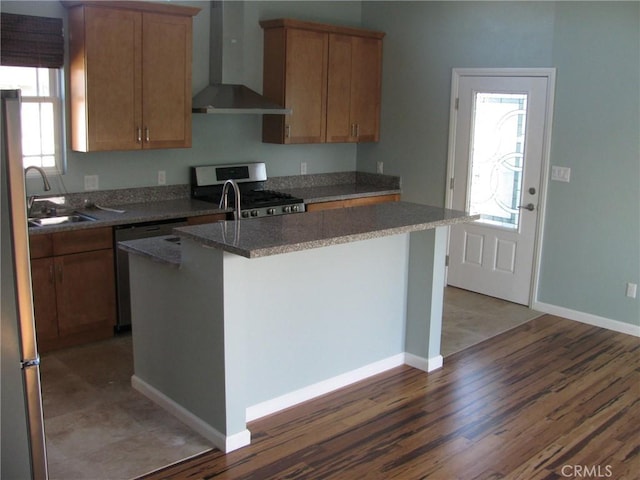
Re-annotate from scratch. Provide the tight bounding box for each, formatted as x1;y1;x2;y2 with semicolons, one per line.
551;166;571;182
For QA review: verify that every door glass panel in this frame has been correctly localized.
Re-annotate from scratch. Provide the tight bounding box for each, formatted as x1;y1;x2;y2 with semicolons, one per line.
467;92;527;229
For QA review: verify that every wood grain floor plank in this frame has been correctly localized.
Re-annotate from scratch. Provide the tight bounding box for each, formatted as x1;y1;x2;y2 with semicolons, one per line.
138;315;639;480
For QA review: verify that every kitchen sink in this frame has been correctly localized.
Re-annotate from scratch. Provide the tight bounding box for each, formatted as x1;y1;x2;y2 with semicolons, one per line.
28;212;97;227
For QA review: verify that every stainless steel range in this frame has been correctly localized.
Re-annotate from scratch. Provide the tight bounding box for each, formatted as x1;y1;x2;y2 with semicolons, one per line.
190;162;305;218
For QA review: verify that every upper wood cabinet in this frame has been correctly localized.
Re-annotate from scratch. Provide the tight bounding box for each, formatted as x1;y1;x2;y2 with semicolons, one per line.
261;19;384;145
64;1;199;152
326;34;383;143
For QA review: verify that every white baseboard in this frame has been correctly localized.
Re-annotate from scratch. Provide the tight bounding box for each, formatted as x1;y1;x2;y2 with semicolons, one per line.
404;353;443;372
246;353;406;422
246;352;446;423
533;301;640;337
428;354;444;371
131;375;251;453
133;352;446;452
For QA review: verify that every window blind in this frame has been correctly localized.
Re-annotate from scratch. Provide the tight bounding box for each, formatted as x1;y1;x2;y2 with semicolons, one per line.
1;13;64;68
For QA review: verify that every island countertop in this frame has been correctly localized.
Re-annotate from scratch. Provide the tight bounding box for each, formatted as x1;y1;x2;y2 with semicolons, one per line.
121;202;477;261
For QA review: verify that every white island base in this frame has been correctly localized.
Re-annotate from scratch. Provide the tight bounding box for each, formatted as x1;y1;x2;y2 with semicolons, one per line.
128;225;448;453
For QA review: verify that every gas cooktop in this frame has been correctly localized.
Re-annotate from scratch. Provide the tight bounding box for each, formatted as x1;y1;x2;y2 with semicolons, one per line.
190;163;305;218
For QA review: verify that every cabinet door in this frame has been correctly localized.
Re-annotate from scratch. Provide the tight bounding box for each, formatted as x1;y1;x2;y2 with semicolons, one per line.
80;6;142;151
142;12;192;149
350;36;382;142
55;250;116;336
326;34;354;143
327;34;382;143
31;258;58;342
284;28;328;144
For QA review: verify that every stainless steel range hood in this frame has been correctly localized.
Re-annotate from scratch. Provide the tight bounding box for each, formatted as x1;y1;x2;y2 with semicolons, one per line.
192;84;291;114
192;1;290;114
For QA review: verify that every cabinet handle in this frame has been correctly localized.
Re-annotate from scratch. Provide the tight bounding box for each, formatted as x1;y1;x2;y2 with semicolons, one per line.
49;264;54;284
57;264;63;283
145;127;150;143
350;123;355;137
355;124;360;138
285;124;291;139
136;127;142;144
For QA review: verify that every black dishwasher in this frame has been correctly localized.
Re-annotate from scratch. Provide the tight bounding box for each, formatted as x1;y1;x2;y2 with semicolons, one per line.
114;218;188;332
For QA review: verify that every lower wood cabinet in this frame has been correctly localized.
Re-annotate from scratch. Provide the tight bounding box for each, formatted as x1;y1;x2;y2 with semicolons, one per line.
29;227;116;352
306;193;400;212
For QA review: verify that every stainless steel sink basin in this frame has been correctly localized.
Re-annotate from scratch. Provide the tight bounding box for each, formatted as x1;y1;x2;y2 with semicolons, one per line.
28;212;97;227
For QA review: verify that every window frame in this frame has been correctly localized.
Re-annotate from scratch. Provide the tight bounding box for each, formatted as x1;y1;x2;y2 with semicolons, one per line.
1;66;67;175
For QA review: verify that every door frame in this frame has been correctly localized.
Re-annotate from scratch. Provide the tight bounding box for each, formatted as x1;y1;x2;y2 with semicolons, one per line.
444;68;556;306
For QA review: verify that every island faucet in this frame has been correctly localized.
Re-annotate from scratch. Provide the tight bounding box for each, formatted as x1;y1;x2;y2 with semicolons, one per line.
219;179;241;219
25;166;52;215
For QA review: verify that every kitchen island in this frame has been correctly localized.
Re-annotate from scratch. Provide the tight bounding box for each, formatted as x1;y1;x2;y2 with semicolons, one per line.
121;202;477;453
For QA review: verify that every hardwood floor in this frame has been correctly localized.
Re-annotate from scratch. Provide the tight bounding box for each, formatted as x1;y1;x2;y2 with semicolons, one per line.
138;315;640;480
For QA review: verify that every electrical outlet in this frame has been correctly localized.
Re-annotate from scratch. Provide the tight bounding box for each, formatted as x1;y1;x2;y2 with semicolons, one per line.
300;162;307;175
84;175;99;191
158;170;166;185
377;161;384;174
626;283;637;299
551;165;571;182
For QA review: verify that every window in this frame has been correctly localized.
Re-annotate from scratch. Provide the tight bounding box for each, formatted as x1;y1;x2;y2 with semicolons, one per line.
0;66;65;173
467;92;528;230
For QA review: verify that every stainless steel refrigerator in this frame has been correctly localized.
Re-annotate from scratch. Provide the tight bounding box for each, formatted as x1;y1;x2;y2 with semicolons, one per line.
1;89;48;479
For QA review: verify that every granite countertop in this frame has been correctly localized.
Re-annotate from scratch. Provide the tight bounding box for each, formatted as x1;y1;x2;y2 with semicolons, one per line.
28;171;401;235
269;171;400;204
120;202;478;263
119;235;183;268
28;198;229;235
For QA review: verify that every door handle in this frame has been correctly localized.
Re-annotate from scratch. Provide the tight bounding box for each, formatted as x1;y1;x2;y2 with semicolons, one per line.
518;203;535;211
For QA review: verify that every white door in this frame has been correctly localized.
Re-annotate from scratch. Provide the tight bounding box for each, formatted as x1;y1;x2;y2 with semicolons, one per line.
447;71;554;305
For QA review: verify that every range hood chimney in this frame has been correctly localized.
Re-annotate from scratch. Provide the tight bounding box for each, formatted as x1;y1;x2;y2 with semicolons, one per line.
192;1;290;114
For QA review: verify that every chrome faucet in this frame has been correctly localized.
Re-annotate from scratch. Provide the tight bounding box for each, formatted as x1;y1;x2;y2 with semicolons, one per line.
219;179;242;220
25;166;52;215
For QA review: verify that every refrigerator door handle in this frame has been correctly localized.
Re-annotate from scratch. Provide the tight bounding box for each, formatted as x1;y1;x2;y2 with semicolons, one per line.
21;356;41;369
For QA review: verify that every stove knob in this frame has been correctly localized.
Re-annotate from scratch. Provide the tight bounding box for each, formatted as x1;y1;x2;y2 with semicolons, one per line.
283;206;292;213
267;208;276;215
251;210;259;217
241;211;250;218
292;205;300;212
